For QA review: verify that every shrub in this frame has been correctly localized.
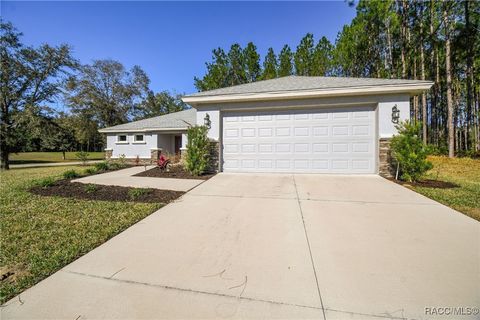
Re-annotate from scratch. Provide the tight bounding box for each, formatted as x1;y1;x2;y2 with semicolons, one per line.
75;151;89;165
94;161;110;172
84;167;97;175
185;125;210;176
128;188;152;200
118;154;127;167
62;169;79;179
84;184;98;193
391;121;433;182
108;162;122;170
33;176;56;188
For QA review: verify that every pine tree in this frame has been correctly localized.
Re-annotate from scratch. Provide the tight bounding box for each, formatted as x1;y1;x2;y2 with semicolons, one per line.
294;33;315;76
262;48;278;80
227;43;246;86
244;42;261;83
312;36;333;76
278;45;294;77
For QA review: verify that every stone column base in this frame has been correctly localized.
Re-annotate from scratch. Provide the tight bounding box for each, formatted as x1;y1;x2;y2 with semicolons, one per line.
105;149;113;160
379;138;395;178
150;148;162;164
208;140;220;173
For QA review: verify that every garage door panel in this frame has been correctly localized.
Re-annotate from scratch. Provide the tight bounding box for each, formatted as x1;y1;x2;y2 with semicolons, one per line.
222;106;376;173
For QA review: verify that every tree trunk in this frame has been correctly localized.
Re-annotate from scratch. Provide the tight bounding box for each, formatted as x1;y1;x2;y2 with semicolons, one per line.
0;144;9;170
0;105;10;170
443;4;454;158
420;2;428;144
464;0;473;151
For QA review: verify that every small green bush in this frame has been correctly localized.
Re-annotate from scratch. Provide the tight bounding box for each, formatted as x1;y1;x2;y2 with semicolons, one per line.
391;121;433;182
33;176;56;188
84;184;98;193
128;188;152;200
185;125;210;176
94;161;110;172
62;169;79;179
108;162;122;170
75;151;89;165
118;154;127;167
84;167;97;175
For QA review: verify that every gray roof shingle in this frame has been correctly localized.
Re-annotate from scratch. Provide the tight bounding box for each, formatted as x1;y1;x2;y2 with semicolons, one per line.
99;108;196;132
185;75;433;97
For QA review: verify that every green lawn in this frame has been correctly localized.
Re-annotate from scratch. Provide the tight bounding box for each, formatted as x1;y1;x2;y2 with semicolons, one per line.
10;152;105;164
407;156;480;222
0;166;162;304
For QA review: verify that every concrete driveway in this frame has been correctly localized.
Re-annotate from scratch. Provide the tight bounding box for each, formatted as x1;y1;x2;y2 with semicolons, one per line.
2;174;479;319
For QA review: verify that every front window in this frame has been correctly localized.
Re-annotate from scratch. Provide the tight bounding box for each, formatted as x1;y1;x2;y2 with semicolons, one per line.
117;135;127;142
134;134;144;142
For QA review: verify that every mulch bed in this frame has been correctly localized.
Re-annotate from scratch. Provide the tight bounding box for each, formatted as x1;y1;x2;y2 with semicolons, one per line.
30;180;185;203
134;165;216;180
390;178;459;189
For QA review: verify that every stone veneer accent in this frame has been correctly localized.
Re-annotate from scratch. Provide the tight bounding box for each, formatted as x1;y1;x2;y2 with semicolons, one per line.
150;148;162;164
379;138;394;177
105;149;113;160
207;140;220;173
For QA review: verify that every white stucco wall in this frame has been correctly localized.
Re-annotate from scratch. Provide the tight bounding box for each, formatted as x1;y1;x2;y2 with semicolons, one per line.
157;134;175;154
194;93;411;141
106;132;184;158
196;108;220;140
106;133;157;158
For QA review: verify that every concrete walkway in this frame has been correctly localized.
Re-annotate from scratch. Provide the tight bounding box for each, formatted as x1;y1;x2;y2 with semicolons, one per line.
10;160;102;169
2;174;479;319
73;166;204;192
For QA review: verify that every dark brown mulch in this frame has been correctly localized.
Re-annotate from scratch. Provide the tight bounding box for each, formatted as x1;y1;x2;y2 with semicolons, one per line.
390;178;459;189
133;165;215;180
30;180;185;203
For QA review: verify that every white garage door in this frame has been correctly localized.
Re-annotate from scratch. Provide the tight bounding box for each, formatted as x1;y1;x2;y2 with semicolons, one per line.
221;106;376;173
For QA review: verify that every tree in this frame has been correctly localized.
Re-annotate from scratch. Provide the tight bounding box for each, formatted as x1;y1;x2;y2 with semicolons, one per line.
244;42;261;83
294;33;315;76
312;36;334;76
185;125;210;176
227;43;246;86
262;48;278;80
65;59;150;128
278;45;294;77
134;91;187;120
194;48;229;91
0;21;76;170
443;2;454;158
390;121;432;182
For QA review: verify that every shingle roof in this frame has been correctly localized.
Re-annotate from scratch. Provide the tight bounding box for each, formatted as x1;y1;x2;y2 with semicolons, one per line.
185;75;433;98
99;108;196;133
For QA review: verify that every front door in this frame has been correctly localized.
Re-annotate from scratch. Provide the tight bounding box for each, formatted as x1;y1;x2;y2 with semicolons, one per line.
174;136;182;155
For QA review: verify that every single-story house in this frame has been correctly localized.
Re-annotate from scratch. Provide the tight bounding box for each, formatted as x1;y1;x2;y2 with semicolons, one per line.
101;76;433;176
99;108;196;160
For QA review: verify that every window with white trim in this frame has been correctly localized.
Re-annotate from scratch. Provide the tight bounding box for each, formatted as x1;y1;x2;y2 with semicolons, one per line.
117;135;127;142
133;134;144;142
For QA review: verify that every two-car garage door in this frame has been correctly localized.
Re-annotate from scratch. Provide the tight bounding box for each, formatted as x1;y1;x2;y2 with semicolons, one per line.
221;106;376;173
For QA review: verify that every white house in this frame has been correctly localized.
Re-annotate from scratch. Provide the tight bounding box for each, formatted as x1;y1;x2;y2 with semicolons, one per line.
99;108;196;160
101;76;432;175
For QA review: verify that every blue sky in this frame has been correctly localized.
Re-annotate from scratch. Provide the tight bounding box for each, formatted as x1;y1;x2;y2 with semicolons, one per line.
2;1;356;101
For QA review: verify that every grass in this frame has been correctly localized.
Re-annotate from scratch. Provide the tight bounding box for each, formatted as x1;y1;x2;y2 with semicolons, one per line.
0;166;162;304
10;152;105;164
407;156;480;222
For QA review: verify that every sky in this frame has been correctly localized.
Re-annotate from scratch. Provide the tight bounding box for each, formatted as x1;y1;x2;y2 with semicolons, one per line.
2;1;356;108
